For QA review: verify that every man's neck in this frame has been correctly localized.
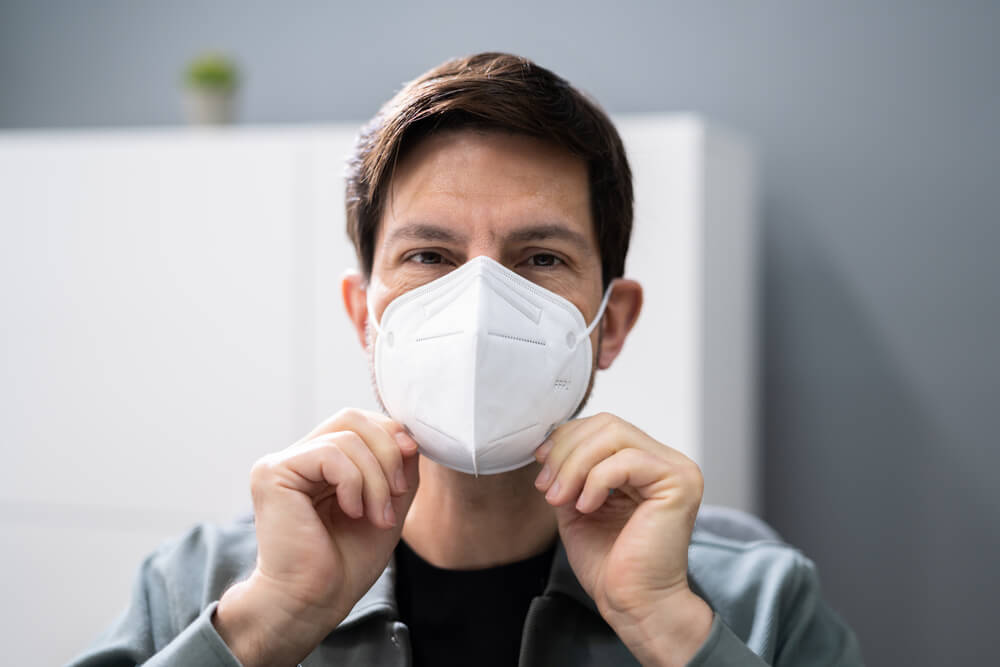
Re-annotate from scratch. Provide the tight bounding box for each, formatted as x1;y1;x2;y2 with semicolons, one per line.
401;457;558;570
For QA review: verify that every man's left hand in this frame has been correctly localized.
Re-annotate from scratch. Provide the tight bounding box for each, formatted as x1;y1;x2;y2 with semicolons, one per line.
534;412;714;666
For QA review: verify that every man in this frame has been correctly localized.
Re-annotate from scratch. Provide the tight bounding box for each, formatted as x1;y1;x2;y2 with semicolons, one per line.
70;53;862;666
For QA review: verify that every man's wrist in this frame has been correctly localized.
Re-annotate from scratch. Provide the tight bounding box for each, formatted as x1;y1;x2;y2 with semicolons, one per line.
602;589;715;667
212;573;342;667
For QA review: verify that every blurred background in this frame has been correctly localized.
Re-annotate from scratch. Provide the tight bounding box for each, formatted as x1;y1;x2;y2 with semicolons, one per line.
1;1;998;665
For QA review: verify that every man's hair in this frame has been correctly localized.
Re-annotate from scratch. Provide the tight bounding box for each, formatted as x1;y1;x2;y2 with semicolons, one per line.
345;52;633;289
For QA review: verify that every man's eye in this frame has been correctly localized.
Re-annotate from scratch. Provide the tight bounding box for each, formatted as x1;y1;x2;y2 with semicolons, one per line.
529;253;561;267
409;251;444;265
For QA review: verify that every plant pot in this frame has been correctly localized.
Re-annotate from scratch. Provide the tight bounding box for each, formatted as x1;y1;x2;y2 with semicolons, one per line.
183;87;236;125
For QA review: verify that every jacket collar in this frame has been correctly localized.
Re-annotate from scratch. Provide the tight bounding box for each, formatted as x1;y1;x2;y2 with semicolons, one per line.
338;554;400;627
540;540;600;614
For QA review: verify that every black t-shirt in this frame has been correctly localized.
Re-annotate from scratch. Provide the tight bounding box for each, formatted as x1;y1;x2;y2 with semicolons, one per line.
394;539;557;667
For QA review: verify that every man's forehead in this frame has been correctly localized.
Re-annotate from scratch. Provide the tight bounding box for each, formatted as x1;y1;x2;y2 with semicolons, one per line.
374;130;598;257
390;128;586;193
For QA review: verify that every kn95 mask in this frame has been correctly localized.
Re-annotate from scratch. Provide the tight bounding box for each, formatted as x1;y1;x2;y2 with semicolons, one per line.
368;255;614;475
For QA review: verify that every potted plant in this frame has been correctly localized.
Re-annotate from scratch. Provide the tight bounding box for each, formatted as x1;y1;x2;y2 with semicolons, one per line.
182;52;240;125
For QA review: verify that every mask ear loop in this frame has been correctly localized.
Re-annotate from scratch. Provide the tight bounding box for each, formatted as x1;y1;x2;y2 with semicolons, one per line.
366;286;383;336
580;278;618;341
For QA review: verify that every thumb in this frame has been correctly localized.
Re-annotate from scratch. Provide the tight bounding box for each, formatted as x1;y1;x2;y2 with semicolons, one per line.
391;449;421;521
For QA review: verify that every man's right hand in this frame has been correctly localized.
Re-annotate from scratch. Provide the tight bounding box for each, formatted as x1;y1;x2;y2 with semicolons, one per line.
212;408;420;667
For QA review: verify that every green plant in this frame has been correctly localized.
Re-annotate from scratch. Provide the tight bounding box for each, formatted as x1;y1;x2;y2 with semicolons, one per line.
184;52;239;92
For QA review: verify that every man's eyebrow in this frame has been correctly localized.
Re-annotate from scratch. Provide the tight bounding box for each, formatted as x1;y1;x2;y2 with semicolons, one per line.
382;222;593;253
383;223;468;246
506;224;592;252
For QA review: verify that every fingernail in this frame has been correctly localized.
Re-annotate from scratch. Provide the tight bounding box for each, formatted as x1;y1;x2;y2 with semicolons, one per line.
394;467;408;493
534;465;552;489
384;499;397;526
545;479;561;501
394;431;417;452
350;499;364;519
535;439;553;462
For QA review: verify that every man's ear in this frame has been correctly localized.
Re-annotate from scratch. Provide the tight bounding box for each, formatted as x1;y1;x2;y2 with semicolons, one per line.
341;270;370;350
597;279;642;370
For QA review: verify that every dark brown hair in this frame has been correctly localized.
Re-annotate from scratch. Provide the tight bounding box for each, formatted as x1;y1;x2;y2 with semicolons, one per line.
345;52;633;288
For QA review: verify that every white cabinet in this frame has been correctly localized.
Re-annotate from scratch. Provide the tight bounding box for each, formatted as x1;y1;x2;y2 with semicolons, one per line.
0;116;755;665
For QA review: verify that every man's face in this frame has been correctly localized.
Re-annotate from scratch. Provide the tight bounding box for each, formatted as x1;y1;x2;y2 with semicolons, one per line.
366;128;606;347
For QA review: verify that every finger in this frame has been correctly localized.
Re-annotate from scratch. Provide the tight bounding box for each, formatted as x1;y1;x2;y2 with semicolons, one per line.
576;449;705;514
333;431;397;529
319;409;410;496
389;449;422;520
254;439;365;519
537;423;631;505
574;448;669;513
535;413;632;495
302;408;418;458
301;407;366;441
534;413;603;463
534;417;596;469
359;410;421;459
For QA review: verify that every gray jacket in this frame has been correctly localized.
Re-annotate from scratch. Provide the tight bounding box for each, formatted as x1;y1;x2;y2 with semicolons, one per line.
67;507;863;666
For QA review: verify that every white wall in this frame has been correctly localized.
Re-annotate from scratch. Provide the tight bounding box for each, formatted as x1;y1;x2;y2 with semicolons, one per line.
0;115;755;665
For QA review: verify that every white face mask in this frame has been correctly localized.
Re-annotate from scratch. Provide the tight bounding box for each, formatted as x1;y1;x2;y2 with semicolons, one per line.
368;256;613;475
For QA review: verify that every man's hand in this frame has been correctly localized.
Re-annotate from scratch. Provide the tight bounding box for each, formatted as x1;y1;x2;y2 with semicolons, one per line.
534;412;713;667
213;409;420;667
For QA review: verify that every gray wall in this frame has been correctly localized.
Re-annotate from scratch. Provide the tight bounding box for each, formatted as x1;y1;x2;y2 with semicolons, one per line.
2;1;997;664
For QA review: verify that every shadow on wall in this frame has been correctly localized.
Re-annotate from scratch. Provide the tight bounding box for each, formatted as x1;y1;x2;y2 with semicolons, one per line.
760;197;997;667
